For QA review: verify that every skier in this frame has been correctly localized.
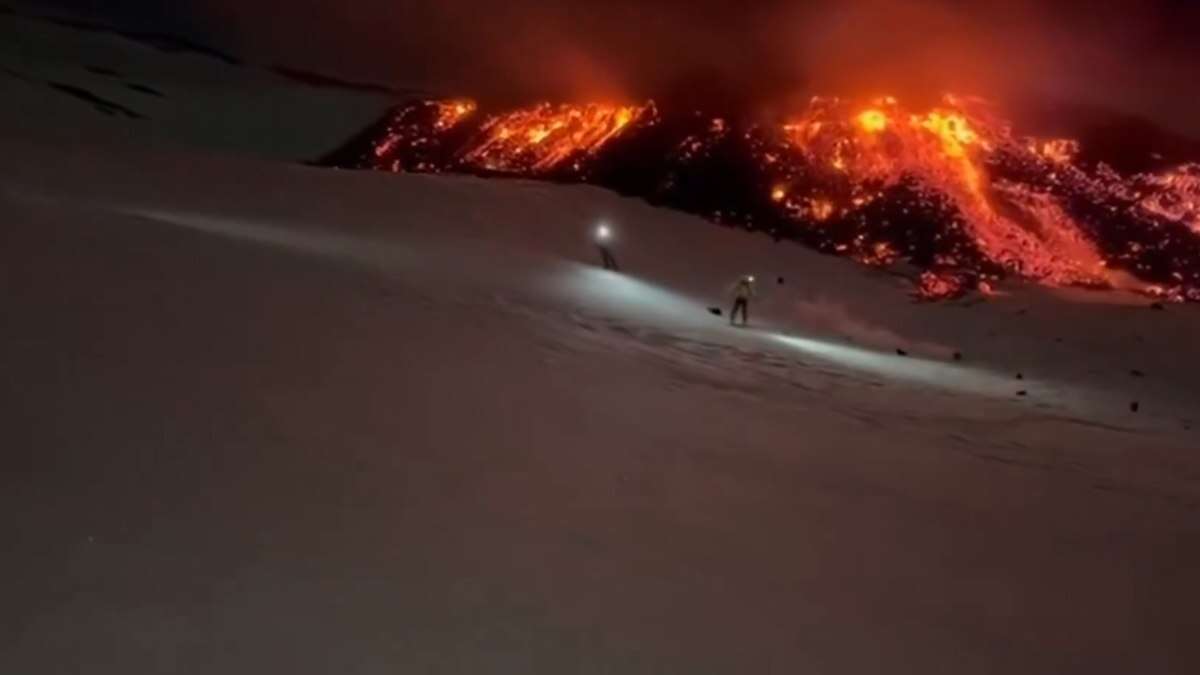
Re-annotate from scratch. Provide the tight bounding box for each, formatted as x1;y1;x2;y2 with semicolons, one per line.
596;224;619;271
730;275;755;326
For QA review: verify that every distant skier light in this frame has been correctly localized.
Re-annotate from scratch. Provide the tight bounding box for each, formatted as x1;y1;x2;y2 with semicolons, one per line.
596;224;612;241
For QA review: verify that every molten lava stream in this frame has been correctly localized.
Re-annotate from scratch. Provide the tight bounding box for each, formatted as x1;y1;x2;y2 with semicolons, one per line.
461;102;652;173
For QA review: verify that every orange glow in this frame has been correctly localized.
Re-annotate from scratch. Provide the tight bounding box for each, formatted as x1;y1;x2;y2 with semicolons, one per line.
917;272;966;300
771;94;1118;290
809;199;835;221
369;98;477;165
771;186;787;202
913;111;978;158
463;102;652;172
434;99;477;131
856;109;888;134
1137;164;1200;233
1031;138;1079;164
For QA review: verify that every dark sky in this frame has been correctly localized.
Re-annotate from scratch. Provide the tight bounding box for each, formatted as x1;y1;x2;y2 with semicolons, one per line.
36;1;1200;135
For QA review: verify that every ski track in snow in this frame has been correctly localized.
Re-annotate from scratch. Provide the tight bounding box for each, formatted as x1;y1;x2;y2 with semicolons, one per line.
116;203;1197;508
123;205;1134;415
124;206;1058;404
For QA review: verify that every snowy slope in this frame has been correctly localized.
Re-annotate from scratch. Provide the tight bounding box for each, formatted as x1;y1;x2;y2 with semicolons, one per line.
3;134;1199;674
0;4;400;159
2;9;1200;675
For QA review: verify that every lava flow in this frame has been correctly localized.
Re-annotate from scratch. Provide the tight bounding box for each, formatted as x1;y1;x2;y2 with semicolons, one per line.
462;102;652;173
763;96;1114;291
321;95;1200;302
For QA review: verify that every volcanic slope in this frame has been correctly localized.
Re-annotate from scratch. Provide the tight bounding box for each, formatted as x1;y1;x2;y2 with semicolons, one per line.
3;6;1200;673
3;133;1200;674
0;2;402;159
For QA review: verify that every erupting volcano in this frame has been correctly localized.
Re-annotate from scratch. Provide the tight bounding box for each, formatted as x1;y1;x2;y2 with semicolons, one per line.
322;94;1200;301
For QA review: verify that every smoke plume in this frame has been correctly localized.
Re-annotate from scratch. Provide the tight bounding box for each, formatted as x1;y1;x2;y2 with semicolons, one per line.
50;0;1200;134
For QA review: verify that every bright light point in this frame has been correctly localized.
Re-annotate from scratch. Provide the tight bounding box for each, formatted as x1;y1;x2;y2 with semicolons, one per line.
596;224;611;241
857;109;889;133
771;186;787;202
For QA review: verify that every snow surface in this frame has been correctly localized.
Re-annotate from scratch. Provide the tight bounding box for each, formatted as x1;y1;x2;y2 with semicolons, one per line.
0;4;396;159
2;10;1200;675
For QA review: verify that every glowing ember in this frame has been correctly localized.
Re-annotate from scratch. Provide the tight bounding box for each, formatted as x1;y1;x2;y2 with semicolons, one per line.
434;99;476;130
917;271;967;300
1030;138;1079;164
1136;163;1200;234
808;199;835;222
857;109;888;134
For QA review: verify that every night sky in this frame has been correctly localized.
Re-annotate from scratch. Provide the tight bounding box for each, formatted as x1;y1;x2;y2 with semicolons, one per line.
32;1;1200;135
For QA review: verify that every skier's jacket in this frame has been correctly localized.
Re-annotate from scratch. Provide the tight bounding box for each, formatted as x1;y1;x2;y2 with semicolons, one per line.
734;279;755;301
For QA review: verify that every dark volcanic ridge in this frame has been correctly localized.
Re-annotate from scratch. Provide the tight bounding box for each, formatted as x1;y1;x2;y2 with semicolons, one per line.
271;66;415;97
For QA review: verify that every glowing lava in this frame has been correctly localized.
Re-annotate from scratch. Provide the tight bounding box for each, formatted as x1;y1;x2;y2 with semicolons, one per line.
326;94;1200;302
433;99;476;131
1137;164;1200;234
856;109;889;134
767;96;1117;291
462;102;653;173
